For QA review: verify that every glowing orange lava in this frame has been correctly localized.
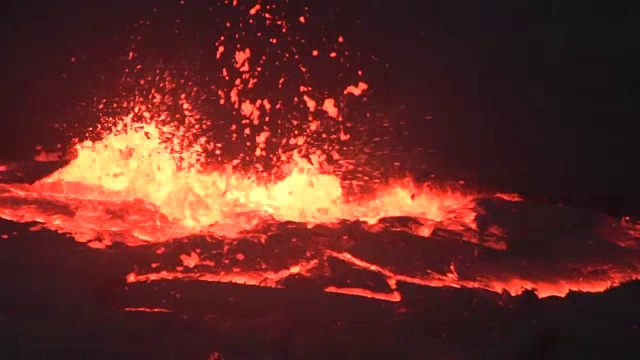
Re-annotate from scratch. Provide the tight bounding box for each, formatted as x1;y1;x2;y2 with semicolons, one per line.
1;0;639;305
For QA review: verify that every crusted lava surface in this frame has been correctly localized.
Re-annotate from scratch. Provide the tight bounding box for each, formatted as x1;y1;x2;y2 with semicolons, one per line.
0;161;639;359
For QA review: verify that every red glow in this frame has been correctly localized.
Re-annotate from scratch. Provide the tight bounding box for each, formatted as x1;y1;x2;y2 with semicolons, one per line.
0;0;638;306
123;307;172;313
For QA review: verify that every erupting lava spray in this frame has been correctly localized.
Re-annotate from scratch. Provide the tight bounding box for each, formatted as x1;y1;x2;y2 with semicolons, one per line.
1;1;640;303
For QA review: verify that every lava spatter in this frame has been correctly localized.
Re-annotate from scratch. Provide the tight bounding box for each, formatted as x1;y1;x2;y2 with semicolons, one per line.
1;0;640;304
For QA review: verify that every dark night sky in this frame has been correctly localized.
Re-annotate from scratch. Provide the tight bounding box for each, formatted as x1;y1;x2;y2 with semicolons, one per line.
0;1;638;214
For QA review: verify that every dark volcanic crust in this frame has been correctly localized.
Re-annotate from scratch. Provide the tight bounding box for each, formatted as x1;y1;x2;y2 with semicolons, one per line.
1;160;640;359
0;218;639;359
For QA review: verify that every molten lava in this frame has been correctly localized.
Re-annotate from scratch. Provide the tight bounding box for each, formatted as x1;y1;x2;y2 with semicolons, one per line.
1;0;639;305
1;129;639;303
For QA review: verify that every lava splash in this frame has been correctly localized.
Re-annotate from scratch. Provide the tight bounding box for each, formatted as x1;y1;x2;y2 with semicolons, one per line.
1;150;639;303
1;0;639;304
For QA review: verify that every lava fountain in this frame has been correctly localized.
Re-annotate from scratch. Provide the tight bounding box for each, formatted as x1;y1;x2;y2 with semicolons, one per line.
1;0;639;305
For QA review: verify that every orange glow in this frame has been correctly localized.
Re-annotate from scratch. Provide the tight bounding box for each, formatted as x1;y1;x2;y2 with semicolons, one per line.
123;307;172;313
322;98;339;119
3;139;639;302
494;193;523;202
343;82;369;96
34;149;63;162
248;4;261;15
1;0;639;306
0;128;481;245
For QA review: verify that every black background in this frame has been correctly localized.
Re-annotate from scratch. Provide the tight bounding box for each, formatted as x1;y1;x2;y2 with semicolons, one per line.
1;0;638;214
